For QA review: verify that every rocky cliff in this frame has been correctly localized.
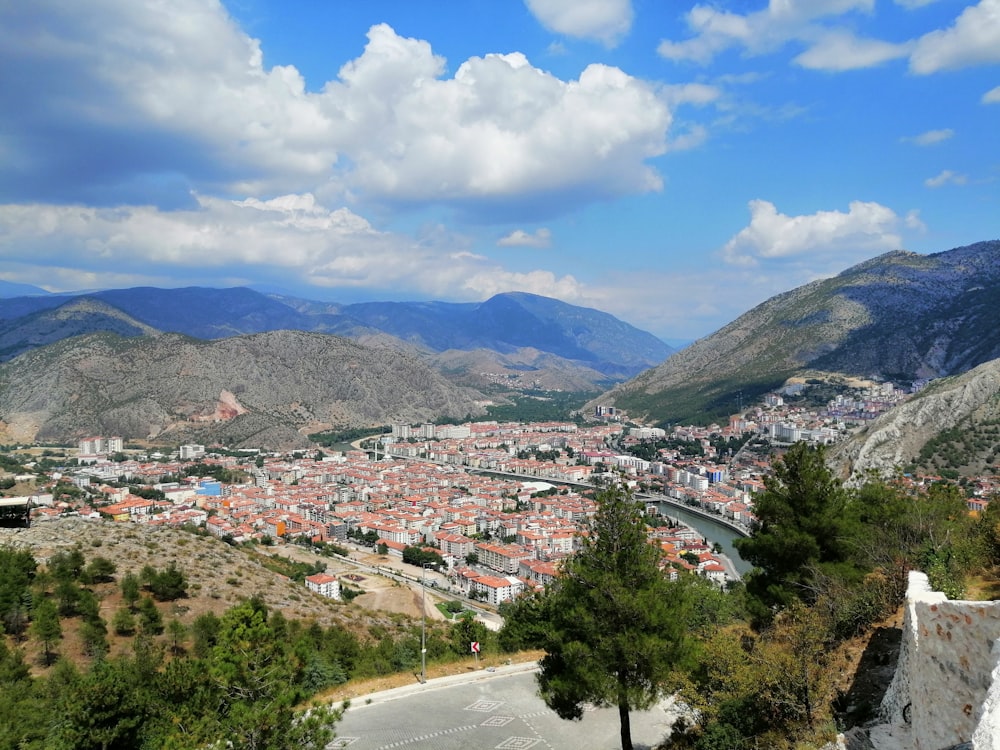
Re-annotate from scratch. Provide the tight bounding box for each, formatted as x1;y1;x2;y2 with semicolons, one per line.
829;358;1000;481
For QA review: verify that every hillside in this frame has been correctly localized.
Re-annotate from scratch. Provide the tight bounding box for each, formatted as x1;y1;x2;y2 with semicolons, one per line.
829;357;1000;481
0;330;486;447
592;240;1000;425
0;288;672;388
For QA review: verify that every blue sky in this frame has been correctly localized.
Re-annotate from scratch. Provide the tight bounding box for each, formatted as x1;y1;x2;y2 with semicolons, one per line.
0;0;998;341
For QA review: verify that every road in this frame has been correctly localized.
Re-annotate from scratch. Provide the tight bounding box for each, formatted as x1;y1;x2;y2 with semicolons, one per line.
328;663;684;750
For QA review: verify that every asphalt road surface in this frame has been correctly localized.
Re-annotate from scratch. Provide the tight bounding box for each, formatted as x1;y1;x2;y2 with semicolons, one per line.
328;663;682;750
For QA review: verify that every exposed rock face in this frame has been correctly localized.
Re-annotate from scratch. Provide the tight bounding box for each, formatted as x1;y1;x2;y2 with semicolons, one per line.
830;358;1000;481
0;330;486;448
591;240;1000;424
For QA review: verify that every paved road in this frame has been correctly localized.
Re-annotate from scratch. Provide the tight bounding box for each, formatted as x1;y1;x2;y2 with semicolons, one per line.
328;663;682;750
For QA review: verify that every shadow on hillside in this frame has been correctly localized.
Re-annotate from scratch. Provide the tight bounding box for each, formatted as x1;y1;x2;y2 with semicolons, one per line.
834;626;902;730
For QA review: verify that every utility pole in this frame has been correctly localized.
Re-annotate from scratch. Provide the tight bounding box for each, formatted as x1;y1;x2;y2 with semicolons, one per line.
420;563;428;683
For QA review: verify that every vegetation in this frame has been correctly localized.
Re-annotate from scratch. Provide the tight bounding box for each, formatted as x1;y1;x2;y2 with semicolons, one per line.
497;444;999;749
401;545;445;570
514;484;696;750
307;425;389;447
484;390;596;423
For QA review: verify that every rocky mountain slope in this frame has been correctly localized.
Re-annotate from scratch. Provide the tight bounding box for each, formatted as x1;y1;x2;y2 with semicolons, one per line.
0;330;486;448
592;240;1000;425
830;358;1000;481
0;288;672;387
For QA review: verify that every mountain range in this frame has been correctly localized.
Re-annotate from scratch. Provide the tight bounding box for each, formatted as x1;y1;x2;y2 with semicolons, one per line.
0;287;670;447
0;287;672;385
592;240;1000;426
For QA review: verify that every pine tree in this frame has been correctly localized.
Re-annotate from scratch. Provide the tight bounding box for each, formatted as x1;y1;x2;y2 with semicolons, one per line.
31;596;62;665
536;483;694;750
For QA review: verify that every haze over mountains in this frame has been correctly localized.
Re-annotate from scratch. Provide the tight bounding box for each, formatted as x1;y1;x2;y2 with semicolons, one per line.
593;240;1000;426
0;287;671;381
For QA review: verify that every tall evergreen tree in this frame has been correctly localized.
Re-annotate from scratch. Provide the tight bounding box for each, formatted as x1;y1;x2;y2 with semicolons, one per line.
31;596;61;666
735;442;854;622
536;484;694;750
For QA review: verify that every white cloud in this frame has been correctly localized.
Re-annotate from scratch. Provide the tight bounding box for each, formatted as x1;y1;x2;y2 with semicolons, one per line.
924;169;968;188
983;85;1000;103
721;199;905;266
660;83;721;108
904;209;927;231
657;1;880;69
0;4;672;216
910;0;1000;73
0;197;582;301
794;30;910;71
331;37;672;206
497;228;553;248
524;0;633;47
895;0;939;8
901;128;954;146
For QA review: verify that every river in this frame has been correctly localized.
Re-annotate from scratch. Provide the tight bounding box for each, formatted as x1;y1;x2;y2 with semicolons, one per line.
651;500;752;576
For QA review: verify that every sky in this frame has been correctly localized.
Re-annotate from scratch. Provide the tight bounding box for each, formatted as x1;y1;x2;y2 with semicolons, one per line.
0;0;998;342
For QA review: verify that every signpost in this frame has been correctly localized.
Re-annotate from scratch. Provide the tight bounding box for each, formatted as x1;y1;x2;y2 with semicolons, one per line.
471;640;480;666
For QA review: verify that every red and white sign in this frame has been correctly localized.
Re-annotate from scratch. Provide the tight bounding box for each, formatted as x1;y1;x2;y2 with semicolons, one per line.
471;641;480;653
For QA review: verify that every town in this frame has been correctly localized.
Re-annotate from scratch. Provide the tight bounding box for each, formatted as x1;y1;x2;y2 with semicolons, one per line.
6;378;995;613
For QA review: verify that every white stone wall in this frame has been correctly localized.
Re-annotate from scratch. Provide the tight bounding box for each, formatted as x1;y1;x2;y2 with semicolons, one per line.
880;571;1000;750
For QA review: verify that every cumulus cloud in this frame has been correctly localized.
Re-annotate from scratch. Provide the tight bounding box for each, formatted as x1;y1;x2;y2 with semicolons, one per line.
901;128;954;145
721;199;905;267
497;228;553;248
0;197;581;300
0;3;671;216
983;85;1000;103
332;37;671;207
524;0;633;47
924;169;968;188
910;0;1000;73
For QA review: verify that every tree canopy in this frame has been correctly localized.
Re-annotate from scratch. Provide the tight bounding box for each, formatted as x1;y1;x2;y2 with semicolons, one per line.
734;442;856;622
535;483;694;750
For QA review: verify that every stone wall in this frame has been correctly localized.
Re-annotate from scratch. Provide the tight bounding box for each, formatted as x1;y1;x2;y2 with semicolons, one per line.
880;571;1000;750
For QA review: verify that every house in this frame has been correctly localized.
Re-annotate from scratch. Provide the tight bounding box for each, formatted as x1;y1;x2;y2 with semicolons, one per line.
469;574;524;606
305;573;340;600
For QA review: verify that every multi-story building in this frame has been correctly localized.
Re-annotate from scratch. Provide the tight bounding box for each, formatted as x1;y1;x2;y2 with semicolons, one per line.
305;573;340;600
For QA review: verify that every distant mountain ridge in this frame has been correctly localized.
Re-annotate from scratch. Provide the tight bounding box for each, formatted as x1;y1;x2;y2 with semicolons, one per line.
591;240;1000;425
0;288;672;384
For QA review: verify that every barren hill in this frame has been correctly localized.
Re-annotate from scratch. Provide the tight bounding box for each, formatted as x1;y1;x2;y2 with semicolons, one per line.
0;330;486;448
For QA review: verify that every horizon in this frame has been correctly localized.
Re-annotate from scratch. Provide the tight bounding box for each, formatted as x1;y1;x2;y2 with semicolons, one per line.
1;1;998;340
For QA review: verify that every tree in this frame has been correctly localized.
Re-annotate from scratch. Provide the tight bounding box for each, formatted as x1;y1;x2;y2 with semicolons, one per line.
734;442;854;623
31;596;62;665
167;618;187;655
112;606;136;636
121;571;141;610
137;596;163;635
536;484;694;750
81;556;117;584
148;562;188;601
